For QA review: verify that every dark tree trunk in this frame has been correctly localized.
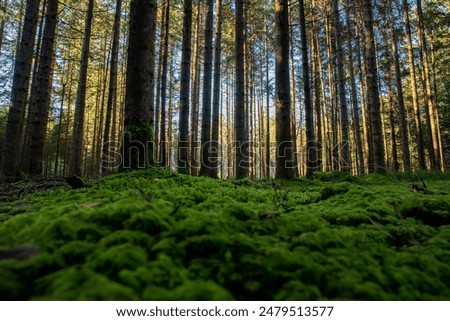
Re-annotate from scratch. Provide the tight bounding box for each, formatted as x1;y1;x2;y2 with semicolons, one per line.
1;0;41;180
210;0;222;178
235;0;248;178
22;0;58;176
70;0;94;176
121;0;156;169
178;0;193;173
275;0;294;178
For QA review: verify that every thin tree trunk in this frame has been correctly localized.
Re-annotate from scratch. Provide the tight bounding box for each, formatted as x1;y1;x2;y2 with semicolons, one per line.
178;0;193;173
332;0;350;171
210;0;222;178
345;1;365;175
70;0;94;176
402;0;426;169
200;0;214;176
235;0;248;178
159;0;170;169
388;0;410;170
299;0;315;177
416;0;440;170
102;0;122;175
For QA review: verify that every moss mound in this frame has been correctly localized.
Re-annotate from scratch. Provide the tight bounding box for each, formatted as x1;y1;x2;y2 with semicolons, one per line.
0;169;449;300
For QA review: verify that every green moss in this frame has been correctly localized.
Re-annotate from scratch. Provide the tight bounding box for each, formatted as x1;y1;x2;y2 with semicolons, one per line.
0;168;449;300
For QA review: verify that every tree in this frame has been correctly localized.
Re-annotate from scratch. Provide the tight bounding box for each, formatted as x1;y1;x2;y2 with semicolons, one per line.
159;0;170;169
178;0;193;173
1;0;41;181
275;0;294;178
387;0;410;170
122;0;156;169
70;0;94;177
360;0;386;172
332;0;350;171
200;0;214;176
21;0;59;176
402;0;426;169
210;0;223;178
235;0;248;179
102;0;122;175
299;0;315;177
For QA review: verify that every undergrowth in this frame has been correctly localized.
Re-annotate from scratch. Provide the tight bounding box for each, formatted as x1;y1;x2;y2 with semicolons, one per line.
0;169;449;300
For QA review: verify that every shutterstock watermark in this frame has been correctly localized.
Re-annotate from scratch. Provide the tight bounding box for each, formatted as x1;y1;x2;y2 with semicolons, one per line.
101;134;351;171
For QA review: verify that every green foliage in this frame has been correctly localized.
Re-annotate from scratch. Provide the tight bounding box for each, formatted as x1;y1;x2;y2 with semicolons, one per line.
0;169;449;300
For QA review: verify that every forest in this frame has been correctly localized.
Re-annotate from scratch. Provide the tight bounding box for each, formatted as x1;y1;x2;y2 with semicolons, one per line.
0;0;449;300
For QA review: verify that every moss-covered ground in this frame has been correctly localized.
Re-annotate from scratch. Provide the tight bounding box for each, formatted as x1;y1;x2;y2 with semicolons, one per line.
0;169;450;300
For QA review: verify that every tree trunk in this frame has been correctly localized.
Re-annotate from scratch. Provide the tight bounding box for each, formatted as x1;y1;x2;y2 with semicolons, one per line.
159;0;170;169
70;0;94;176
210;0;222;178
178;0;193;173
345;0;365;175
21;0;58;176
200;0;214;176
121;0;156;169
360;0;385;172
275;0;294;178
402;0;426;169
299;0;315;177
235;0;248;178
102;0;122;175
1;0;41;180
416;0;440;170
388;0;410;171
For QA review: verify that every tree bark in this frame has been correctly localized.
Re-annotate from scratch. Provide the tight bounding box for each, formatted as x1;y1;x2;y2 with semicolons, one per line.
402;0;426;169
1;0;41;180
21;0;58;176
210;0;222;178
360;0;385;172
102;0;122;175
200;0;214;176
178;0;193;173
70;0;94;176
275;0;294;178
121;0;156;169
235;0;248;178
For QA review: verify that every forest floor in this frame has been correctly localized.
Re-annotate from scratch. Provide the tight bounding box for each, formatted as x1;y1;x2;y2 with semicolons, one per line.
0;169;449;300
